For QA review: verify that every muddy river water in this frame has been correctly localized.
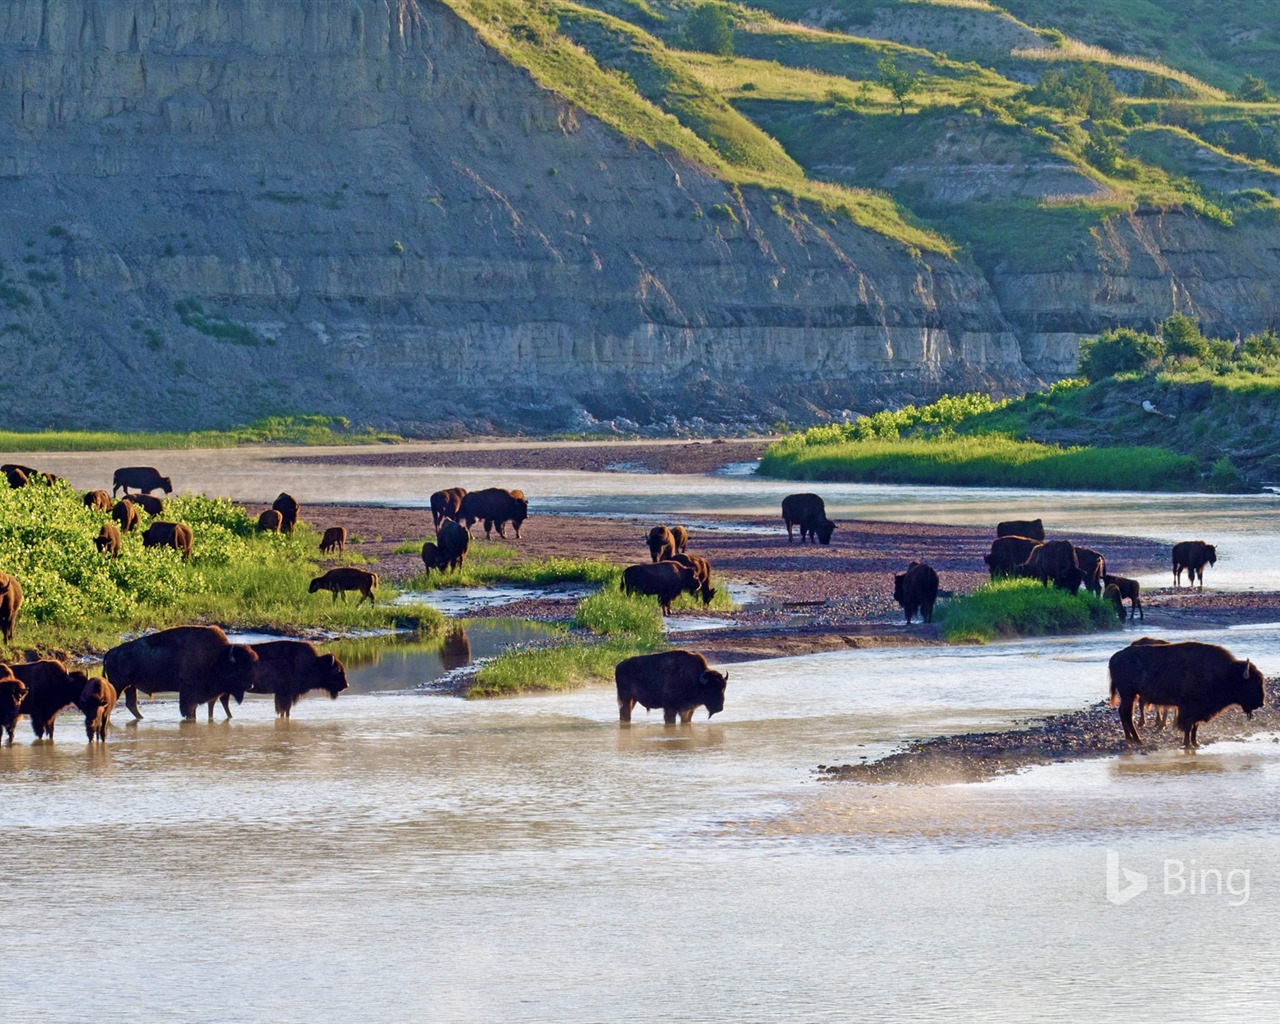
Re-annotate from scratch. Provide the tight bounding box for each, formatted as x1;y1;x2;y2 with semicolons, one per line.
4;447;1280;1021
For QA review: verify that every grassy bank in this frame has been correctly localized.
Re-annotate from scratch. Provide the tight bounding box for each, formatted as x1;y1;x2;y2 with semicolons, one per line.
2;481;441;655
397;542;619;591
0;415;399;452
937;579;1124;645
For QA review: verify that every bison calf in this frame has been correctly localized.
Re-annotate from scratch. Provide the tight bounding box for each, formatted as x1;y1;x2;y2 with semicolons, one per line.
309;567;379;606
77;677;117;742
1102;574;1142;621
84;489;113;512
112;499;140;533
95;522;122;559
0;572;23;645
320;526;347;555
615;650;728;724
258;509;284;533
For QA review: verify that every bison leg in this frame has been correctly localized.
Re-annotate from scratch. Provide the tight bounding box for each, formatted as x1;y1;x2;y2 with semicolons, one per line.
679;708;694;724
785;521;794;543
123;686;143;721
663;708;677;725
358;589;374;607
1119;696;1142;744
618;698;634;723
496;521;507;539
513;523;521;539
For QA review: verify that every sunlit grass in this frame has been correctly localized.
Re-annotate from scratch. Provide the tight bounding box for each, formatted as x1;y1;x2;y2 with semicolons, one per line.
938;578;1124;644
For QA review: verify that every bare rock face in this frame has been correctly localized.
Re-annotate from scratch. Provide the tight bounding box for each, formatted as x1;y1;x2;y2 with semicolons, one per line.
0;0;1041;431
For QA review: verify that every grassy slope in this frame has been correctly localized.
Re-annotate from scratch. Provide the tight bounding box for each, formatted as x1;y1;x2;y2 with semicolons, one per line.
0;416;400;452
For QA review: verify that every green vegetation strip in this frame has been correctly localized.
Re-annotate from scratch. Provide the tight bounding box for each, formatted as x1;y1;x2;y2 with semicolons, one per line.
398;543;620;590
0;482;441;654
937;579;1123;645
0;416;399;452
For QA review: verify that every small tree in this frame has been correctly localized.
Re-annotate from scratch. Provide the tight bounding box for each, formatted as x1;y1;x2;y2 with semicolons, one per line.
1077;328;1164;380
877;57;920;115
1161;313;1210;360
1243;328;1280;362
685;3;733;56
1083;130;1121;174
1235;74;1274;103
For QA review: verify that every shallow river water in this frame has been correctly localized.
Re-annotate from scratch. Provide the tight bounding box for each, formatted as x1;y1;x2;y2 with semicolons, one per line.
5;447;1280;1021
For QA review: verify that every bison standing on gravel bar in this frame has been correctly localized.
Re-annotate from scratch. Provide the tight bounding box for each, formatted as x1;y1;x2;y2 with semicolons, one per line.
1024;540;1084;594
1173;540;1217;589
893;561;940;624
309;567;379;605
781;493;835;545
430;488;467;529
984;536;1039;579
460;488;528;540
622;562;701;615
112;466;173;498
1075;547;1106;597
614;650;728;724
14;660;94;740
1102;574;1143;620
104;625;259;722
996;518;1044;542
272;493;300;536
1102;584;1127;623
646;525;676;562
1109;638;1265;748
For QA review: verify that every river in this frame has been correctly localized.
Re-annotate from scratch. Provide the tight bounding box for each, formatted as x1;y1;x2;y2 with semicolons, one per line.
3;448;1279;1021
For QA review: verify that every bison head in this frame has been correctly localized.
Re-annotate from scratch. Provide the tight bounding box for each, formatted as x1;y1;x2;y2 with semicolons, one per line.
1206;545;1218;566
319;654;349;700
700;583;717;606
817;519;836;545
1239;660;1266;719
160;476;174;494
0;674;26;725
222;644;260;703
893;573;906;605
308;576;325;594
700;669;728;718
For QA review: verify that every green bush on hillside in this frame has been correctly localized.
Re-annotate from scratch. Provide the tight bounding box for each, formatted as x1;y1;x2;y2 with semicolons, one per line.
1078;327;1165;381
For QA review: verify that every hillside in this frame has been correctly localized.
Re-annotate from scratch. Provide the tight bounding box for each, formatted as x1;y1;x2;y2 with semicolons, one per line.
0;0;1278;433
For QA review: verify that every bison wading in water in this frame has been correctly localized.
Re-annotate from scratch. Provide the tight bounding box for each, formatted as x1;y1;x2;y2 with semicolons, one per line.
996;518;1044;542
615;650;728;724
1173;540;1217;589
77;677;117;742
210;640;349;720
460;488;528;540
781;493;835;544
621;562;702;615
0;667;27;743
893;561;940;624
1109;638;1266;748
112;466;173;498
14;660;94;740
104;625;259;722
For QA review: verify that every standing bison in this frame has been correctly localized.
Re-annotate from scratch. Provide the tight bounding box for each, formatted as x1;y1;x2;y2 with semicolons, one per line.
0;572;23;644
460;488;528;539
309;567;379;605
435;519;470;571
1024;540;1084;594
104;625;259;721
95;523;122;559
996;518;1044;542
143;521;194;559
781;493;835;544
258;509;283;533
131;493;165;516
1172;540;1216;589
1109;638;1265;748
670;553;716;606
112;499;140;533
84;489;113;512
615;650;728;724
430;488;467;529
211;640;349;719
272;493;300;536
1102;574;1143;621
13;660;94;740
320;526;347;555
0;667;27;743
984;535;1039;579
646;526;676;562
77;677;117;742
1075;547;1106;597
893;561;940;624
621;562;702;615
112;466;173;497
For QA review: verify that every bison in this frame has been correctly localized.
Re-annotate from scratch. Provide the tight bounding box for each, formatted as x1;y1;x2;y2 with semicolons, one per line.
4;467;26;489
671;525;689;554
1173;540;1216;589
83;489;113;512
112;466;173;497
459;488;528;540
272;493;300;535
211;640;348;719
669;552;716;606
430;488;467;529
131;493;164;516
77;677;117;742
104;625;259;721
421;541;447;572
320;526;347;555
258;509;284;533
309;567;379;605
3;463;52;486
1075;547;1106;597
893;561;940;624
1102;574;1143;621
1102;584;1127;623
781;493;835;544
615;650;728;724
0;667;26;743
435;519;469;571
984;535;1039;579
112;499;140;533
142;521;194;559
95;522;122;559
13;660;94;740
621;562;701;615
646;525;676;562
996;518;1045;542
0;572;23;645
1109;638;1265;748
1024;540;1084;594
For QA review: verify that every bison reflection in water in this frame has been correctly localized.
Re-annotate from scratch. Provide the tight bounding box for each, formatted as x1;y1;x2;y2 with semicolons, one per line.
439;627;472;672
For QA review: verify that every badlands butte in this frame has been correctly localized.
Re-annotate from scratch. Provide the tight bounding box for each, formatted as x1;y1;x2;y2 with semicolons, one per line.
1;0;1279;433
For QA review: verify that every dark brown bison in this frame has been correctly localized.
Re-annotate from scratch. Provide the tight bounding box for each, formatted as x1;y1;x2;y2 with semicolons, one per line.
0;572;23;645
3;463;52;485
95;522;122;559
984;535;1040;579
1102;584;1127;623
669;553;716;606
0;667;26;743
671;525;689;553
4;467;27;489
83;489;113;512
131;493;164;516
13;660;93;740
112;466;173;497
1075;547;1106;597
1102;574;1143;621
996;518;1044;542
77;677;117;742
309;567;379;605
781;493;835;544
1173;540;1216;589
421;542;447;572
213;640;348;719
430;488;467;529
272;493;300;535
615;650;728;724
893;561;940;624
1024;540;1084;594
258;509;283;533
459;488;528;539
104;625;259;721
112;499;140;533
143;521;193;559
622;562;701;615
647;525;676;562
435;519;469;571
1109;638;1265;748
320;526;347;555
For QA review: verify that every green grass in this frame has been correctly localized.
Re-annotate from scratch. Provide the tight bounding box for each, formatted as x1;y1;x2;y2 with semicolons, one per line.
0;415;399;452
937;577;1124;644
399;542;620;591
466;635;663;698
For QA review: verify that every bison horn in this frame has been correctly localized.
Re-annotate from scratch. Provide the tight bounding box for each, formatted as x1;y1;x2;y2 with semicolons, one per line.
1244;660;1252;678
